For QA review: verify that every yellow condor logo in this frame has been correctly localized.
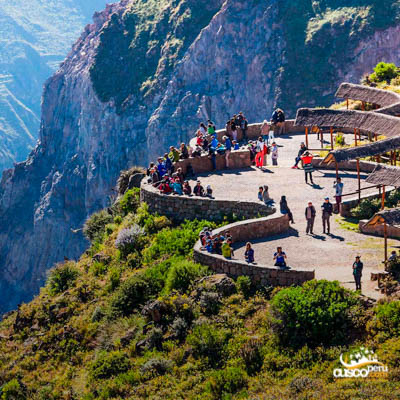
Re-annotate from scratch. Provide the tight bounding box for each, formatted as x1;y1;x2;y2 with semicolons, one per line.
340;353;384;370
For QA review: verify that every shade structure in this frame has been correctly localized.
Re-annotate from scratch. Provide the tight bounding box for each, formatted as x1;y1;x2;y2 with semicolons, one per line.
295;108;400;138
366;164;400;187
366;208;400;227
336;82;400;108
321;136;400;164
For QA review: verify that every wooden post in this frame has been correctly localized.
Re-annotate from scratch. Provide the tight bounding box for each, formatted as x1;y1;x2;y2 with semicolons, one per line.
354;128;358;147
382;185;386;210
330;126;334;150
335;160;339;181
346;99;349;110
356;158;361;203
305;126;309;148
384;221;388;265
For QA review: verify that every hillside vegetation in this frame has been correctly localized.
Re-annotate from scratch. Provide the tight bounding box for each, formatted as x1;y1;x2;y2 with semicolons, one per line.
1;189;400;399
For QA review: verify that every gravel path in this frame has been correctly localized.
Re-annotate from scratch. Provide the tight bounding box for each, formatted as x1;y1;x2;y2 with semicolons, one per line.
189;132;399;299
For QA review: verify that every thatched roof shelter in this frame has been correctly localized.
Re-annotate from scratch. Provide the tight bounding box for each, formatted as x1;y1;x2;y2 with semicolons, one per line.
295;108;400;137
322;136;400;163
375;103;400;117
366;164;400;187
366;208;400;227
336;83;400;107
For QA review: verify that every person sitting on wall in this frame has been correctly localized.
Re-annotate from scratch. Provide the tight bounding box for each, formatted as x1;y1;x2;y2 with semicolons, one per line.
273;246;287;268
169;146;180;163
225;230;233;243
262;185;274;205
192;145;202;157
182;181;192;196
222;239;234;259
206;185;213;198
210;135;219;150
199;122;207;136
172;177;183;195
176;167;185;183
280;195;294;223
163;153;174;175
150;166;160;186
157;157;167;178
194;180;204;196
179;143;189;159
207;121;216;137
232;140;240;150
292;142;308;169
245;242;255;263
159;177;173;194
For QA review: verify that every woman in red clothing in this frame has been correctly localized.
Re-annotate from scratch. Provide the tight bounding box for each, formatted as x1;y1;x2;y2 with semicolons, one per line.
301;152;315;185
255;136;265;168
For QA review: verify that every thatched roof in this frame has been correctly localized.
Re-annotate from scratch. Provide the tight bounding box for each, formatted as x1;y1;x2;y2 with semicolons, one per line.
323;136;400;163
375;102;400;117
366;164;400;187
366;208;400;227
295;108;400;137
336;83;400;107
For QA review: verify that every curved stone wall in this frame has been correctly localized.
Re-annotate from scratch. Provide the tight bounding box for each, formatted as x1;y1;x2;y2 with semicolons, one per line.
193;214;315;286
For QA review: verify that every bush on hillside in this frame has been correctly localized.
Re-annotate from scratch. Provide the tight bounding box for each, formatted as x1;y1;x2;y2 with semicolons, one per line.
187;323;230;367
47;262;80;295
164;260;209;294
109;273;151;317
205;366;248;399
271;280;359;348
89;351;131;380
84;210;114;243
118;189;140;216
370;62;398;83
140;357;172;378
350;198;380;220
0;379;25;400
115;225;145;258
236;276;252;299
368;301;400;341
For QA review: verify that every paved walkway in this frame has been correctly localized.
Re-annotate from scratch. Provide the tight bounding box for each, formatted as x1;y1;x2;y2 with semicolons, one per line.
189;132;400;299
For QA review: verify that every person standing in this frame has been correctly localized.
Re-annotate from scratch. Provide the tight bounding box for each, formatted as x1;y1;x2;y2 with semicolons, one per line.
352;256;363;291
223;135;232;168
273;247;287;267
301;152;314;184
231;121;238;142
240;116;248;142
321;197;333;234
292;142;308;169
305;201;316;235
334;178;344;213
271;142;278;166
255;136;265;168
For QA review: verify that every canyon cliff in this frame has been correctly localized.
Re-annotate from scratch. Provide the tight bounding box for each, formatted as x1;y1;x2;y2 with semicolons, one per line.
1;0;400;313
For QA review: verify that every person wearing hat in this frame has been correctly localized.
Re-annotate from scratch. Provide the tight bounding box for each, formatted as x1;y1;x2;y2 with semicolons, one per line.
321;197;333;234
194;180;204;196
352;256;363;291
292;142;308;169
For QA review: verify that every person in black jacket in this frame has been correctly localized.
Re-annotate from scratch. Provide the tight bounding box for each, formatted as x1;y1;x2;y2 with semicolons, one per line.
353;256;363;291
305;201;316;235
292;142;308;169
321;197;333;234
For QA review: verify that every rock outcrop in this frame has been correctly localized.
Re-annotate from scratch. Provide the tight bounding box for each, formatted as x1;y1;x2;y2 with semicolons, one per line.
1;0;400;313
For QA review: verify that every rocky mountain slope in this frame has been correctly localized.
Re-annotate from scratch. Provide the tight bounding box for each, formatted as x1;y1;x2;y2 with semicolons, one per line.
0;0;109;172
1;0;400;313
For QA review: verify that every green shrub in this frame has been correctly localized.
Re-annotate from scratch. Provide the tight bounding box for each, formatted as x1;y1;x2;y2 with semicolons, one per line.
109;273;151;317
391;76;400;86
239;338;264;376
1;379;25;400
89;351;131;380
199;291;221;315
105;223;117;236
187;323;230;367
84;210;114;243
368;301;400;340
108;267;121;291
114;215;123;225
90;262;106;277
47;262;79;295
271;280;359;348
143;220;218;262
206;366;248;399
140;357;172;378
118;189;140;216
236;276;252;299
335;133;345;146
350;198;380;220
386;189;400;208
164;260;209;294
370;62;398;83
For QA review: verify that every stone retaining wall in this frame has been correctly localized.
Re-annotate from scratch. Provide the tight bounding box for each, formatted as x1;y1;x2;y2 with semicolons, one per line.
193;214;315;286
359;220;400;239
140;180;275;222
